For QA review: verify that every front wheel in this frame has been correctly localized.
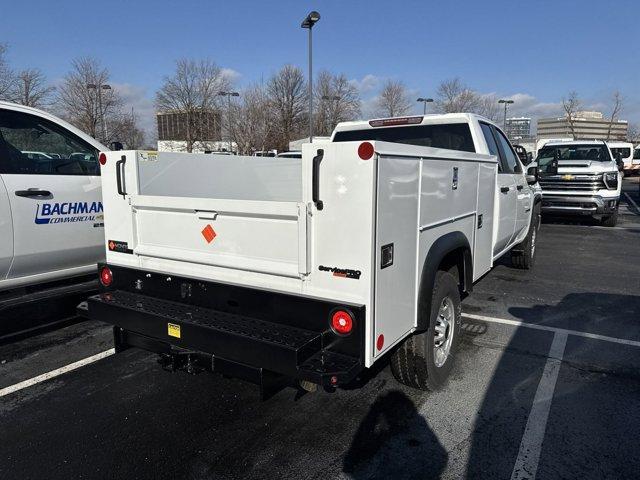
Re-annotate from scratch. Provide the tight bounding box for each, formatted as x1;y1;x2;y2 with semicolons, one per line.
511;204;540;270
601;209;618;227
390;270;461;391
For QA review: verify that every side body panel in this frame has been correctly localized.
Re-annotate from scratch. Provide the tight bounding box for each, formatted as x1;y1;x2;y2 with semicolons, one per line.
0;176;12;280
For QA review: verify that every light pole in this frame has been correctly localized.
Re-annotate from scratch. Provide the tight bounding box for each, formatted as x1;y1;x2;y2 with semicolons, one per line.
87;83;111;142
301;10;320;143
417;97;433;115
498;99;514;131
218;91;240;152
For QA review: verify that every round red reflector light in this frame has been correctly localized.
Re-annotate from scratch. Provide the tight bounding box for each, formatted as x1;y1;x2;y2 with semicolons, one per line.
358;142;374;160
331;310;353;335
99;266;113;287
376;334;385;351
99;153;107;165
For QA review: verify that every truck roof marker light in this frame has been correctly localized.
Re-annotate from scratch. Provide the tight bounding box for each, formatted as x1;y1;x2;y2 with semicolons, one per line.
99;266;113;287
376;334;384;351
331;310;354;335
358;142;375;160
99;153;107;165
368;116;423;127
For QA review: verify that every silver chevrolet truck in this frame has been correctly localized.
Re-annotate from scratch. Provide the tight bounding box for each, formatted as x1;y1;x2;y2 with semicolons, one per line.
537;140;622;227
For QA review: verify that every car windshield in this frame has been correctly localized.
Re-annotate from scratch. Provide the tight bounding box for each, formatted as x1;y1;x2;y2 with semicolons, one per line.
536;144;611;173
633;148;640;160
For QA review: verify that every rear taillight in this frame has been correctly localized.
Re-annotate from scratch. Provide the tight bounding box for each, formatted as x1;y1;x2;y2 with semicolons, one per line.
358;142;375;160
99;266;113;287
99;153;107;165
331;309;354;335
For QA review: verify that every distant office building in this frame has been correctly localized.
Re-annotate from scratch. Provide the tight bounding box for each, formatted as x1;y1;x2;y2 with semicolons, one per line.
537;111;628;141
156;109;223;152
505;117;531;140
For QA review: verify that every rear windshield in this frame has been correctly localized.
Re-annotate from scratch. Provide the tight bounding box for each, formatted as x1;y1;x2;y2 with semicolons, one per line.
610;147;631;159
635;149;640;160
333;123;476;153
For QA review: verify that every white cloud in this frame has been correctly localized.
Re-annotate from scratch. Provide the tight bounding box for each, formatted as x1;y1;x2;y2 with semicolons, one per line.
349;74;380;94
112;82;156;142
221;68;242;85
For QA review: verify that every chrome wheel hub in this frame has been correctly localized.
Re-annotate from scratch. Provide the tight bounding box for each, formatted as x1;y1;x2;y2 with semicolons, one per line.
434;296;455;368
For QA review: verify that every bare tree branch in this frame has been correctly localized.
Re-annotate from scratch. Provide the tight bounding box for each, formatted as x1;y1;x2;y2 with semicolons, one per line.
314;70;361;136
266;65;307;151
433;78;501;121
562;91;581;139
375;79;411;117
0;44;16;100
606;90;623;140
231;83;275;154
156;58;229;152
13;68;55;108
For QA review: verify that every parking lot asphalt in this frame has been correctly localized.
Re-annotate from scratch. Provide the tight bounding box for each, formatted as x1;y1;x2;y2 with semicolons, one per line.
1;179;639;480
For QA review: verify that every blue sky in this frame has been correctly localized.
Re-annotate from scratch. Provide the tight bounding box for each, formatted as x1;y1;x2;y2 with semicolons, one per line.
3;0;639;135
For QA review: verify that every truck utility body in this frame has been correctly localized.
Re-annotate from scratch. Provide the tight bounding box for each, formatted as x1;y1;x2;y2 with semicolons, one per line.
81;114;538;393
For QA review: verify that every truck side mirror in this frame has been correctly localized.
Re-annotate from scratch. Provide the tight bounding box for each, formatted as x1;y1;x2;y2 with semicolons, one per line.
110;141;124;151
526;165;538;185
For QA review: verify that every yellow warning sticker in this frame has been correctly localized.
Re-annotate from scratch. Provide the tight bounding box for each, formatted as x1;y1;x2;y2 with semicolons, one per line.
167;323;181;339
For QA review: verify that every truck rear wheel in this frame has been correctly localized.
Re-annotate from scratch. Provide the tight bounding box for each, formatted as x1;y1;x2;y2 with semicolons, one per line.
601;209;618;227
511;204;540;270
390;270;461;390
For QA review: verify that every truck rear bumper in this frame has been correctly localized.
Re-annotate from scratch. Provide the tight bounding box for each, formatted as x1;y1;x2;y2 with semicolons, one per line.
79;265;365;389
541;195;618;215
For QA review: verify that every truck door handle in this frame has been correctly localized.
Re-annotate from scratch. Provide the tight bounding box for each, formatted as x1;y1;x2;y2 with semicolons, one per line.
500;186;510;193
312;149;324;211
15;189;52;198
116;155;127;198
516;185;523;191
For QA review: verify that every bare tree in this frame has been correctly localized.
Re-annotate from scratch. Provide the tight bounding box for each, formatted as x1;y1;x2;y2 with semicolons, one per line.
375;79;411;117
266;65;307;151
606;90;623;140
314;70;361;136
13;68;55;108
0;44;16;100
156;58;229;152
434;78;501;121
56;57;121;143
627;123;640;143
231;83;275;154
562;91;581;139
110;108;145;149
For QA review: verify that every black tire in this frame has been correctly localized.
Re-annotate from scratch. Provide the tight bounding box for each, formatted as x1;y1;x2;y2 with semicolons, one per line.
511;204;540;270
390;270;461;391
601;209;618;227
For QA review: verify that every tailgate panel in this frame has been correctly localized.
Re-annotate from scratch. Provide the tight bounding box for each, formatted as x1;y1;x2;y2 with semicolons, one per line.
131;195;308;278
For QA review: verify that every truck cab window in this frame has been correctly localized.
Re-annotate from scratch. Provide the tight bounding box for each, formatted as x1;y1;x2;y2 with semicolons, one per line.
333;123;476;153
480;123;503;173
0;109;99;176
493;128;522;174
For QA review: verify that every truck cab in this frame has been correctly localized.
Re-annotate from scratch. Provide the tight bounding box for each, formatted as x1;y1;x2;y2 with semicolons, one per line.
537;140;621;226
80;113;540;395
0;101;107;308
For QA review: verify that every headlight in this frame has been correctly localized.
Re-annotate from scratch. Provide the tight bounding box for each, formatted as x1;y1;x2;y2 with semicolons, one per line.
603;172;618;190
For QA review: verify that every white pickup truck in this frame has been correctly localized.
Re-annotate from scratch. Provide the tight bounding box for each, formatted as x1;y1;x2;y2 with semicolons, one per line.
80;113;540;394
0;101;107;317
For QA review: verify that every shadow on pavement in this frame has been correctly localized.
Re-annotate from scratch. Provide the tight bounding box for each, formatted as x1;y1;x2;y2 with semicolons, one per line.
343;390;447;480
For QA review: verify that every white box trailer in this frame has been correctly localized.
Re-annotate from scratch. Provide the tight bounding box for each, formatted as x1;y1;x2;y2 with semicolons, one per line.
80;114;540;394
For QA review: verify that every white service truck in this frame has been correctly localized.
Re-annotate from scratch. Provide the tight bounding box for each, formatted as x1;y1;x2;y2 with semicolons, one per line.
80;114;540;394
0;102;107;312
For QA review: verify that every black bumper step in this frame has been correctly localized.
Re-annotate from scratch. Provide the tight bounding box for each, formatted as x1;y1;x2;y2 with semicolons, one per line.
81;290;361;385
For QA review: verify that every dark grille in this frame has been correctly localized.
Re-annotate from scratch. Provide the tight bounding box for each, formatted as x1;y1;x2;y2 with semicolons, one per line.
539;174;605;192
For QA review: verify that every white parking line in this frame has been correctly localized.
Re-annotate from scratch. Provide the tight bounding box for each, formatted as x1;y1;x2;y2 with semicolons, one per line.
510;332;568;480
624;192;639;212
462;313;640;348
0;348;115;399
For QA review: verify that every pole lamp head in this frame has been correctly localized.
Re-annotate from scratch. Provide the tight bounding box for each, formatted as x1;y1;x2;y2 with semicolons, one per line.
301;11;321;28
